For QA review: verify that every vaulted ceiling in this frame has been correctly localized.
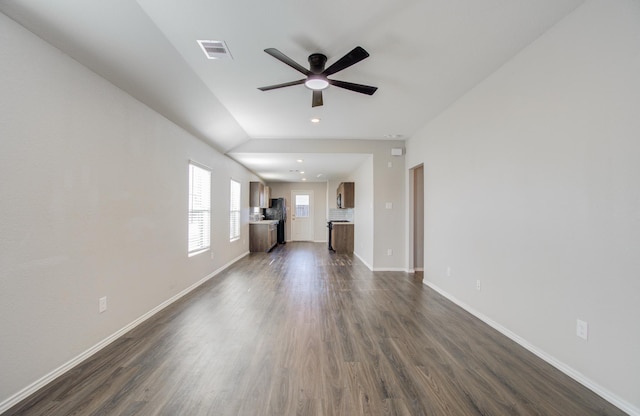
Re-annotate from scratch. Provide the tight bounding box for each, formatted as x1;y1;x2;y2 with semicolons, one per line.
0;0;583;181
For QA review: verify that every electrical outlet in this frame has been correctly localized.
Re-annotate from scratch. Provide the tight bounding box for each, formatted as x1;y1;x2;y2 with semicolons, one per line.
385;202;393;209
387;249;393;256
576;319;588;340
476;280;481;291
446;267;451;277
99;296;107;313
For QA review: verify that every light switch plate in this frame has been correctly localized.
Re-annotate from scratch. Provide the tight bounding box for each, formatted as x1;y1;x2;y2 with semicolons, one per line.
99;296;107;313
576;319;588;340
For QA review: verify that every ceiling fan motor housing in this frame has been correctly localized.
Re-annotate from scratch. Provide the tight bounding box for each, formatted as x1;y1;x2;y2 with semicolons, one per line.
308;53;327;73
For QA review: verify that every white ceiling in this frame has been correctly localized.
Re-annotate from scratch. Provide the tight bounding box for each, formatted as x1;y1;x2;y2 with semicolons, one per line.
0;0;583;182
232;153;372;183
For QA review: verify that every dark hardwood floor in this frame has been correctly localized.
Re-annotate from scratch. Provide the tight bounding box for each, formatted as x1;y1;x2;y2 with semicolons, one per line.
4;243;625;415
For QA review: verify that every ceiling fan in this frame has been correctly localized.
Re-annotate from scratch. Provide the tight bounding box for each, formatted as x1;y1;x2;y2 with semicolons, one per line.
258;46;378;107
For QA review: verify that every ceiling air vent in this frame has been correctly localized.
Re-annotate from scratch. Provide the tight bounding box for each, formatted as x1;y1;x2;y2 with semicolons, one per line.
197;40;232;60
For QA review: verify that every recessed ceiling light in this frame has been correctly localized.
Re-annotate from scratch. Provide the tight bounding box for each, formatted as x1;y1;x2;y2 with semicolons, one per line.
297;159;304;163
300;171;305;174
302;178;307;181
310;118;321;123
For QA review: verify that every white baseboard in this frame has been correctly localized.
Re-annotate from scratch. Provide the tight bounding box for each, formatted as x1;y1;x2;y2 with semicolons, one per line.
0;251;249;414
353;251;373;270
351;252;407;273
423;280;639;416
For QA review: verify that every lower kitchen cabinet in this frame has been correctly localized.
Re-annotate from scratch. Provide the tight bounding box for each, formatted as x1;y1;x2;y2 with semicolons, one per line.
249;221;278;252
331;223;354;254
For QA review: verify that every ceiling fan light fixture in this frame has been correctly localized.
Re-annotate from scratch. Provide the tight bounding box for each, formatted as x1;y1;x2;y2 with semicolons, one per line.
259;47;376;106
305;76;329;90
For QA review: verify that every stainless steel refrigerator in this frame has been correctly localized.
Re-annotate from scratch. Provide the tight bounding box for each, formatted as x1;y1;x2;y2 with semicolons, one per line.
264;198;286;244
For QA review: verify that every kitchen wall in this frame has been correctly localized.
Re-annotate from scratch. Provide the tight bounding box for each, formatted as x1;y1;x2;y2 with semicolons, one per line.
267;156;374;265
0;14;257;409
405;0;640;413
267;182;328;242
232;139;406;270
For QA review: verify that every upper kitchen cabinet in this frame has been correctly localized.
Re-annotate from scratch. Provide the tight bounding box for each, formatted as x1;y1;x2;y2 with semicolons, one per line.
263;185;271;207
250;182;263;207
250;182;271;208
337;182;354;209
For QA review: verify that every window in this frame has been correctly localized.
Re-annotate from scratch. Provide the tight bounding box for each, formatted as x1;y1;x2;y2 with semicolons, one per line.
230;179;241;241
188;162;211;255
295;194;310;218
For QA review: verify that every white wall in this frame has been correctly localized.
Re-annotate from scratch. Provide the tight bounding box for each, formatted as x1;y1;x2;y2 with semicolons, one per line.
373;148;406;271
405;0;640;413
0;13;257;408
267;182;328;242
350;156;374;268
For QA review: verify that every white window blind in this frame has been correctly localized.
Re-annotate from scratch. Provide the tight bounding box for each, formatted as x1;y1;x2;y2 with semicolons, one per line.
230;179;241;241
188;162;211;255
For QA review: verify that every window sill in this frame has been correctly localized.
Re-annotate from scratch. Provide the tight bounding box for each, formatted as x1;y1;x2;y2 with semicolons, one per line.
188;248;210;257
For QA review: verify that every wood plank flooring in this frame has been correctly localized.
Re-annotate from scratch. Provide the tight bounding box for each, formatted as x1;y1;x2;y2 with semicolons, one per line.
4;242;626;415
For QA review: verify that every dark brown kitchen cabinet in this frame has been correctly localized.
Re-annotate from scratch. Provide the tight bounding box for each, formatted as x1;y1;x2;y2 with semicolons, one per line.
250;182;271;208
331;223;354;254
249;221;277;252
250;182;263;207
263;185;271;207
337;182;354;208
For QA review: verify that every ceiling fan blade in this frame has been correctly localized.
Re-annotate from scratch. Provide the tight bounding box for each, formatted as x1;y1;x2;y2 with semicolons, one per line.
264;48;311;76
323;46;370;76
258;79;306;91
312;90;323;107
329;79;378;95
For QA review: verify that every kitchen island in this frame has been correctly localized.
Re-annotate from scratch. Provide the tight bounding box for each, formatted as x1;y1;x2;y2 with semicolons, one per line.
330;222;354;254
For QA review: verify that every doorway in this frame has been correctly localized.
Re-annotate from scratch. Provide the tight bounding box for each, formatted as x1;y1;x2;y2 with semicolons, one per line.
410;165;424;277
291;190;314;241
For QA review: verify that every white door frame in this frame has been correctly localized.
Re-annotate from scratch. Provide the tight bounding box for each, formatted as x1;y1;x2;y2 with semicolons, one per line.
409;164;424;273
